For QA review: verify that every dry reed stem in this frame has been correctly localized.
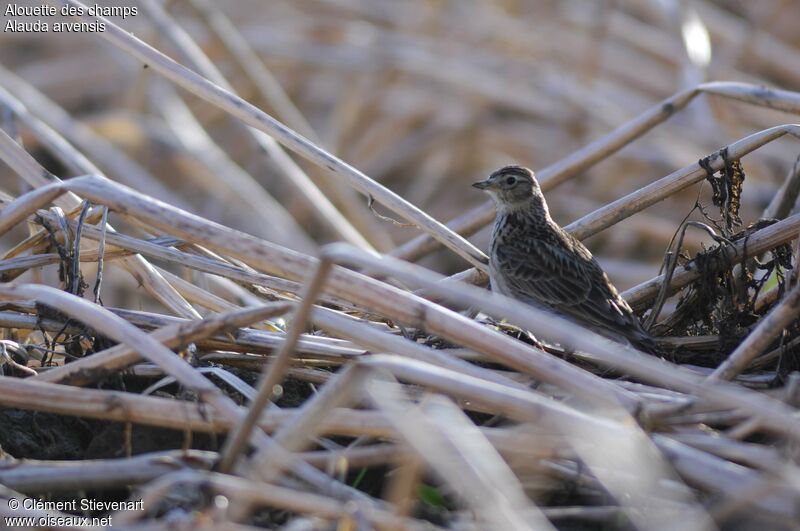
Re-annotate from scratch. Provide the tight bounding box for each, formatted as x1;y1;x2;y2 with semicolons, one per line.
0;374;231;432
384;448;424;518
652;436;798;516
17;174;800;441
0;450;217;493
3;7;800;523
0;204;91;262
114;470;423;529
347;355;620;435
0;235;180;278
2;446;407;493
54;0;488;270
0;128;201;319
33;302;292;385
0;185;67;237
0;375;557;457
310;306;528;390
350;356;794;517
249;364;367;482
235;247;540;478
241;355;625;522
188;0;397;251
153;267;245;314
565;124;800;240
763;155;800;220
0;284;365;502
0;83;101;177
149;80;316;252
0;376;399;438
32;210;319;303
0;64;185;207
188;0;319;144
709;281;800;381
0;307;362;365
366;381;550;531
0;284;233;402
138;0;369;251
6;443;535;494
217;259;333;473
240;354;691;491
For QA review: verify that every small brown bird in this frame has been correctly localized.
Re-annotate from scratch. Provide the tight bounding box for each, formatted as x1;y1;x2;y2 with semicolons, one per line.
473;165;656;352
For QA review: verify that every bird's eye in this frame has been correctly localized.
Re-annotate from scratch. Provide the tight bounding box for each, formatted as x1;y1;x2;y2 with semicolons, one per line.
505;176;517;185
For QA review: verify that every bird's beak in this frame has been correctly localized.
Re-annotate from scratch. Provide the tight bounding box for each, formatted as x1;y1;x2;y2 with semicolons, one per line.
472;179;492;190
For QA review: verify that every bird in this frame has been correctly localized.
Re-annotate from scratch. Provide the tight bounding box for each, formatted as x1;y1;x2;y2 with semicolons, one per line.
472;165;657;353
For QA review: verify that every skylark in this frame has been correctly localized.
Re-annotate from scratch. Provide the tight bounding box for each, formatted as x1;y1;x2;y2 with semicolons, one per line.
473;165;657;352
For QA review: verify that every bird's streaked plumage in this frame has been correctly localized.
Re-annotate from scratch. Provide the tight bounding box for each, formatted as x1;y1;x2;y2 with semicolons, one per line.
473;165;657;352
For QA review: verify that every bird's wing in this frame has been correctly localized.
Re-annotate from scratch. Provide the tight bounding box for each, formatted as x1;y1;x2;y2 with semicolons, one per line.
495;236;638;332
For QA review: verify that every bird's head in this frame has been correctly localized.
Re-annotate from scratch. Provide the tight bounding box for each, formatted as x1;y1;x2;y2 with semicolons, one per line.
472;166;543;210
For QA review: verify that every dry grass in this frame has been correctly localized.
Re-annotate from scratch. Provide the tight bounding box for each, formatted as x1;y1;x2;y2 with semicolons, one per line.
1;1;800;529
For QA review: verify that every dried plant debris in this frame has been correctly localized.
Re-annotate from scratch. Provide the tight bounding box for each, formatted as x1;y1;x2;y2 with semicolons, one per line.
699;147;745;236
658;219;795;369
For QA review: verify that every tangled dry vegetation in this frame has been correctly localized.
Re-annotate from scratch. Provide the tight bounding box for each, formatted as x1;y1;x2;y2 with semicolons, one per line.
2;0;800;529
